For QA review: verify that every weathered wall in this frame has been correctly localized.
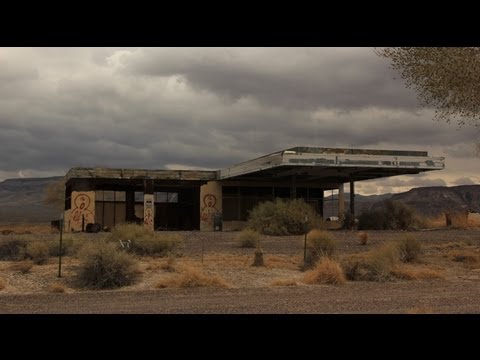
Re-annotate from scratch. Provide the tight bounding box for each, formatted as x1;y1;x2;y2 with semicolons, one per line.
200;181;222;231
68;191;95;232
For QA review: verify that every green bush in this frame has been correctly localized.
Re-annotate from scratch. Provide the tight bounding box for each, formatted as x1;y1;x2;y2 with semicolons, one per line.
109;223;181;256
247;198;321;236
358;200;417;230
237;229;261;248
76;241;139;289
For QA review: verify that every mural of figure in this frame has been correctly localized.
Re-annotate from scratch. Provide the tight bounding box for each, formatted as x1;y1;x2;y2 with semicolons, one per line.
144;195;154;229
71;193;94;227
201;194;218;225
144;208;153;227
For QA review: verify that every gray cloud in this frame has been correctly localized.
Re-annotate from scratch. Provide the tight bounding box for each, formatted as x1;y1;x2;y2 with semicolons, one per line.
0;47;478;194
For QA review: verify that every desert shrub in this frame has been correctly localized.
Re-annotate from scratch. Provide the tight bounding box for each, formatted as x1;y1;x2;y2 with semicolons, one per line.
76;241;139;289
252;248;264;267
397;236;422;263
358;231;369;245
155;265;230;288
247;198;321;236
0;278;6;290
342;242;399;282
49;283;66;293
0;238;27;261
109;223;181;256
303;230;336;269
237;229;261;248
303;258;346;285
8;261;33;274
46;237;77;257
26;241;50;265
358;200;417;230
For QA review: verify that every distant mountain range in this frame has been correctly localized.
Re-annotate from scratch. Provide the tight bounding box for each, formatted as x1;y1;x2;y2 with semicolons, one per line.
0;176;478;224
0;176;63;224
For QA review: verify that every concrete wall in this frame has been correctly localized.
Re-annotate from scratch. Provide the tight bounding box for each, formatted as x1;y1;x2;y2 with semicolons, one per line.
200;181;222;231
67;191;95;232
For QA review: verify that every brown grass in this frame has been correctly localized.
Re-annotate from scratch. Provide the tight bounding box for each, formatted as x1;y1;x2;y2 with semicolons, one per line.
447;249;480;264
0;278;5;291
8;261;33;274
0;224;58;235
270;278;298;287
160;256;177;272
342;242;399;282
155;265;230;288
303;258;346;285
49;283;66;293
358;232;368;245
391;264;444;280
237;229;261;248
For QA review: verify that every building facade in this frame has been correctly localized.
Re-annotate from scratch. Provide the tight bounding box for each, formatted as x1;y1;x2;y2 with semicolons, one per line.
63;146;445;232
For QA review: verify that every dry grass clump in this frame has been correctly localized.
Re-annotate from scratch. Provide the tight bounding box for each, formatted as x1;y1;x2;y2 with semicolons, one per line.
76;241;139;289
8;261;33;274
397;236;422;263
0;237;27;260
270;278;298;287
26;241;50;265
342;242;399;282
155;264;230;288
0;278;6;290
447;249;480;265
358;232;369;245
391;264;444;280
252;248;264;267
237;229;261;248
110;223;181;256
303;229;336;269
303;258;346;285
49;283;66;293
159;256;177;272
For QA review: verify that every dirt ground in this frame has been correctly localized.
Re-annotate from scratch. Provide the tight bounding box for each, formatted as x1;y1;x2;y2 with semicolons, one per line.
1;228;480;313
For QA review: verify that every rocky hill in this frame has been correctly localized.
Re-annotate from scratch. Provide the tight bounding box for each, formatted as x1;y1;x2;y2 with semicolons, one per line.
0;177;63;224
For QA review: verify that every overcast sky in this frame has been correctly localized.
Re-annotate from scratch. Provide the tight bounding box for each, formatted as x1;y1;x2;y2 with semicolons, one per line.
0;47;478;194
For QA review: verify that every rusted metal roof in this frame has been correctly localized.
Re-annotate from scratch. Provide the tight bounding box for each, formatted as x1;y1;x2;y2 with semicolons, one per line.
65;167;217;182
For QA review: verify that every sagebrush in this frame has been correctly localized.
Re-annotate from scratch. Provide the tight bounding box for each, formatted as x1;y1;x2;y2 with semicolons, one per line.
109;223;181;256
76;241;139;289
247;198;320;235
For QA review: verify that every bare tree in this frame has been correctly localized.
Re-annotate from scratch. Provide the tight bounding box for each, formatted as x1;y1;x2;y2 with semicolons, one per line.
376;47;480;128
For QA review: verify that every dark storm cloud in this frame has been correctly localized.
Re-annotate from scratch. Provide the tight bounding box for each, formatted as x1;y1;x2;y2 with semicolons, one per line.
0;47;477;193
119;48;420;111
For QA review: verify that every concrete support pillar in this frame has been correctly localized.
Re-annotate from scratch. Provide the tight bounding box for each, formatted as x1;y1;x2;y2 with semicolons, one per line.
143;179;154;231
200;181;222;231
338;183;345;218
349;178;355;230
67;179;95;232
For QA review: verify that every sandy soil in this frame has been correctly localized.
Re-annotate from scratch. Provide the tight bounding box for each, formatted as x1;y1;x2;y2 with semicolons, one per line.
1;228;480;313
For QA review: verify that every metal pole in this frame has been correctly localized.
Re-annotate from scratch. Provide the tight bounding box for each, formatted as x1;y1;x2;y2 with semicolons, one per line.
82;214;85;232
58;215;63;278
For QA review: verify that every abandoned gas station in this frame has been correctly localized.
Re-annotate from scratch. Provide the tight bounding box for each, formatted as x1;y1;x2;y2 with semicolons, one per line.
63;146;445;232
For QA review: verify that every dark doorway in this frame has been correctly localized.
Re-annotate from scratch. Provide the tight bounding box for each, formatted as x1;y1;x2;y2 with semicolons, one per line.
154;187;200;230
